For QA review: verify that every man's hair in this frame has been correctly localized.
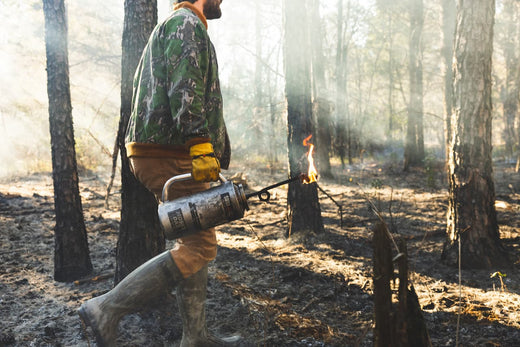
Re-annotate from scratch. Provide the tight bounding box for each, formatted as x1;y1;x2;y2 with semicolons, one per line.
175;0;197;3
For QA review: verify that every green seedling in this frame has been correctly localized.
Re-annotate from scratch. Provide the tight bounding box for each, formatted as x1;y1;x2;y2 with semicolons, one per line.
490;271;507;292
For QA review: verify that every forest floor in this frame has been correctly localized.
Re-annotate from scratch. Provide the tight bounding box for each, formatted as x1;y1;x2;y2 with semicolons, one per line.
1;159;520;346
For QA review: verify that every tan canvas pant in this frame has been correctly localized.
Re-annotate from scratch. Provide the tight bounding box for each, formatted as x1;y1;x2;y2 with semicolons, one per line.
129;156;217;278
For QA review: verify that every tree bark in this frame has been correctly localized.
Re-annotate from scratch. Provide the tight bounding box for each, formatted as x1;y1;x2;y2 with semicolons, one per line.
115;0;164;284
43;0;92;282
404;0;424;170
284;0;324;236
443;0;511;269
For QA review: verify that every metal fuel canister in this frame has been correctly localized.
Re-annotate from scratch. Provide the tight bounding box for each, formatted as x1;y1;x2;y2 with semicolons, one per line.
158;173;249;240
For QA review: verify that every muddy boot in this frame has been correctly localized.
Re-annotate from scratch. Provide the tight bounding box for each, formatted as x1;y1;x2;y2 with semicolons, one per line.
78;251;182;347
177;265;243;347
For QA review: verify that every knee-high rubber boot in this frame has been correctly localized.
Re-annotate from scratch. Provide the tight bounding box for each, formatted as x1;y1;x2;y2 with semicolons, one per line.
78;251;182;347
177;265;243;347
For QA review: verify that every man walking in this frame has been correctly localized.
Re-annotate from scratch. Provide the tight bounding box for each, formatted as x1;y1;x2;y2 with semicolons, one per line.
78;1;242;346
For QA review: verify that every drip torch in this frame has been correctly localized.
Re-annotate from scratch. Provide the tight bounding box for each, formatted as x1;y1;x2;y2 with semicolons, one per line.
158;173;306;240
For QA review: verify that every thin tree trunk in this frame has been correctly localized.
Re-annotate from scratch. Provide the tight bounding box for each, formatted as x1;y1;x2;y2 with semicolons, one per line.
284;0;324;236
253;0;264;157
335;0;347;169
388;14;395;143
43;0;92;282
502;0;520;163
105;137;119;209
441;0;456;172
267;70;279;174
516;10;520;173
404;0;424;170
517;52;520;172
443;0;510;269
343;1;353;166
115;0;164;284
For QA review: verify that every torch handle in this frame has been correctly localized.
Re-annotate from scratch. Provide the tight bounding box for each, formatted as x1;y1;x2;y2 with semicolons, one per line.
162;173;227;202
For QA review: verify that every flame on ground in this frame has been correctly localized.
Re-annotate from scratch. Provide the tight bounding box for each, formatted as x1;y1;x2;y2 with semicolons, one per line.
303;134;318;184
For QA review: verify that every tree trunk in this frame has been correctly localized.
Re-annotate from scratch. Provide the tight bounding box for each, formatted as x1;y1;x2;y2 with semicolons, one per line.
441;0;456;163
115;0;164;284
335;0;348;169
284;0;324;236
43;0;92;282
387;13;395;143
502;0;520;163
267;70;280;174
253;0;264;157
443;0;510;269
404;0;424;170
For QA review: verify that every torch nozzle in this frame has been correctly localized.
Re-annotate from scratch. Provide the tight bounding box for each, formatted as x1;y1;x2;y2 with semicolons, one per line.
245;173;307;201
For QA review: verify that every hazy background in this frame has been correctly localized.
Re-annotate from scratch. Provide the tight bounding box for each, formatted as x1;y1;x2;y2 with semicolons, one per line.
0;0;514;178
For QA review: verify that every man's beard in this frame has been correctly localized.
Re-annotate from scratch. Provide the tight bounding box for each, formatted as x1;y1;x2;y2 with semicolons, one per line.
204;0;222;19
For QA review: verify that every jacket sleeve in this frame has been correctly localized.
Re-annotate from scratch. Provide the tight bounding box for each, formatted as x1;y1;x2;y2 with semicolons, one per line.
163;15;211;146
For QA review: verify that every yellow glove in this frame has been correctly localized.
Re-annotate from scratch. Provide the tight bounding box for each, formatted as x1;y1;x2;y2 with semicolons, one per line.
190;142;221;182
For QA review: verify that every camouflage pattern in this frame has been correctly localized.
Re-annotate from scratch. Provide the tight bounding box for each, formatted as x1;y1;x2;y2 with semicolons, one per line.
125;8;228;160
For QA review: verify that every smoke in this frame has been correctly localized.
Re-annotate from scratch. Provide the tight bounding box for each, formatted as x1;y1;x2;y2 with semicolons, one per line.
0;0;123;179
0;1;47;177
1;0;514;180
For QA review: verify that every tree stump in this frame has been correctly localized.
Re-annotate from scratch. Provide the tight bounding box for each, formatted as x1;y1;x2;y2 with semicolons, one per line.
372;222;431;347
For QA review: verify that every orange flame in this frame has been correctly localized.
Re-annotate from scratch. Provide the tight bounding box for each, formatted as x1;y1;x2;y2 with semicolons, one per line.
303;134;318;183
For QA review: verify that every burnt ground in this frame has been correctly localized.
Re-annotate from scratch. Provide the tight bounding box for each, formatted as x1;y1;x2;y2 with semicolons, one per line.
1;160;519;346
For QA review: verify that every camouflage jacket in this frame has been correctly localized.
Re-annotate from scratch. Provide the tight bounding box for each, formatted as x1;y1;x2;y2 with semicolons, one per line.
125;6;229;166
